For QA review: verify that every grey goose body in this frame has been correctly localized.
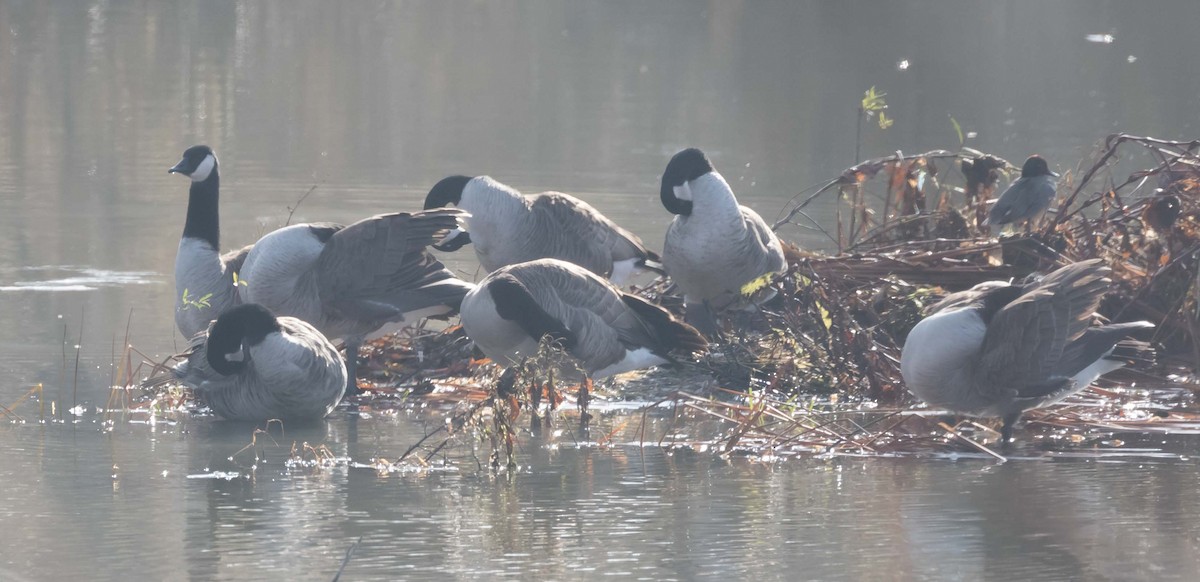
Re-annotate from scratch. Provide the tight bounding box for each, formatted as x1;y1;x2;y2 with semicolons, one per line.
169;303;347;422
460;258;706;379
659;148;787;332
900;259;1153;442
424;176;662;286
169;145;252;339
986;155;1058;231
238;209;476;393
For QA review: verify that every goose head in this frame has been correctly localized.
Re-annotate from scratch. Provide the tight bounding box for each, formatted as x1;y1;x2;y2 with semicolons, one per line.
660;148;715;216
425;175;474;251
169;145;219;183
1019;155;1058;179
205;303;281;375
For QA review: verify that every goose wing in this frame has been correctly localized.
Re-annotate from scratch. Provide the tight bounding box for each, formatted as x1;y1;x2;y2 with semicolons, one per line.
221;244;254;278
315;209;470;323
972;260;1109;396
529;193;658;275
506;261;697;371
740;206;788;277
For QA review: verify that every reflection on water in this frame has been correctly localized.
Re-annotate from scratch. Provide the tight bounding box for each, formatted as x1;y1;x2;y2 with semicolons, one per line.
2;418;1199;580
3;1;1200;579
0;266;161;292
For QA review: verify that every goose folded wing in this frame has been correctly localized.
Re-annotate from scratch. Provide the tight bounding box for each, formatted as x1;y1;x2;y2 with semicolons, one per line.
973;260;1109;396
532;194;657;269
315;211;468;323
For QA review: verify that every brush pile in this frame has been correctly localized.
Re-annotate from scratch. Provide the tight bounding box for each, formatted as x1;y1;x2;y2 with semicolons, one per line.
368;134;1200;390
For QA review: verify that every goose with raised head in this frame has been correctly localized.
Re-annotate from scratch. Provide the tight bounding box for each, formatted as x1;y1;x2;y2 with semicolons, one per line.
423;175;662;286
986;154;1059;232
459;258;706;378
169;145;253;339
238;208;476;394
659;148;787;334
168;303;347;422
901;259;1154;443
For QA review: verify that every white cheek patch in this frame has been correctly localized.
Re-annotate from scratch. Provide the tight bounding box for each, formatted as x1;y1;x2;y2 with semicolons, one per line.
440;227;467;244
674;183;693;201
224;344;246;362
190;154;216;182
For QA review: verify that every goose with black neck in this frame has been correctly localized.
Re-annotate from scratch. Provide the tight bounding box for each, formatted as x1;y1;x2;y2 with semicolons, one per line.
169;145;253;340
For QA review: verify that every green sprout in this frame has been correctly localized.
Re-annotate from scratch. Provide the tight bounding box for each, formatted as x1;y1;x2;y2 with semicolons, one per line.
949;114;964;145
180;288;214;311
856;86;893;162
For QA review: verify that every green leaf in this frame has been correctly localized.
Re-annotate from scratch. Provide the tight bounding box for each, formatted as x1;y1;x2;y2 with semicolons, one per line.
861;86;888;114
878;111;894;129
948;114;964;145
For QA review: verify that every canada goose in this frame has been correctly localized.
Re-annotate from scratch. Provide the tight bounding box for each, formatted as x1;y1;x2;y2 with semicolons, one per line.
168;145;253;339
423;175;662;286
459;258;706;378
986;155;1059;232
659;148;787;333
900;260;1154;443
169;303;347;422
238;209;476;394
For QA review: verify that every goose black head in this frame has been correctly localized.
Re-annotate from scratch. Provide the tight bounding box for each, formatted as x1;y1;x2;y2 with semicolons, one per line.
205;303;282;375
169;145;219;183
424;175;473;209
1020;155;1058;179
660;148;714;215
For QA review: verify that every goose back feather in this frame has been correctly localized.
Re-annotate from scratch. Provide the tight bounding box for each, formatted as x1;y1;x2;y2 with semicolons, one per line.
460;258;705;378
426;176;661;285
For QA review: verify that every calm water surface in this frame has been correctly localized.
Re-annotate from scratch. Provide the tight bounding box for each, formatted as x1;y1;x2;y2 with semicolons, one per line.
3;1;1200;579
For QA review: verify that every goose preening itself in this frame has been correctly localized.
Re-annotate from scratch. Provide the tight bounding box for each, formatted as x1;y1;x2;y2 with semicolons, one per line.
986;155;1059;232
423;175;663;286
459;258;707;379
169;303;347;422
169;145;253;339
900;259;1154;443
237;208;476;394
659;148;787;334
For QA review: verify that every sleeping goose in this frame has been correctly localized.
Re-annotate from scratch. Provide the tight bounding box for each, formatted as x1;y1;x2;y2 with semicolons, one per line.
238;208;476;394
459;258;706;378
985;154;1058;233
900;259;1154;443
168;145;253;339
423;175;662;286
170;303;347;422
659;148;787;334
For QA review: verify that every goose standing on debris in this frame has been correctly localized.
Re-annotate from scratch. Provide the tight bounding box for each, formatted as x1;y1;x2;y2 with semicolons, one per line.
168;303;347;422
169;145;253;339
900;259;1154;443
459;259;706;378
423;175;662;286
659;148;787;334
238;209;476;394
986;155;1059;232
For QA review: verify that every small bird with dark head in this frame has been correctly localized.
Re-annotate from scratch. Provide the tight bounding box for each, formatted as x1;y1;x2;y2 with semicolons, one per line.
986;155;1059;233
